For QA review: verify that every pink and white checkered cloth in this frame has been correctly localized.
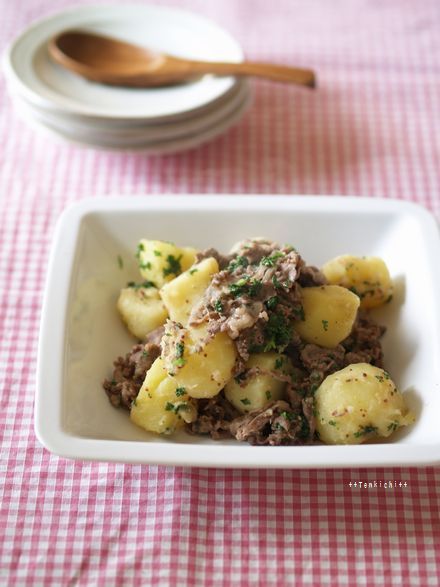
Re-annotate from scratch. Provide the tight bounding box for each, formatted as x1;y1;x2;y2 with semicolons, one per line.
1;0;440;585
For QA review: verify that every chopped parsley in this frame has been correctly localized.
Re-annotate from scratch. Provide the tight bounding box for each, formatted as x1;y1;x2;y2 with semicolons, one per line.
228;255;249;272
260;251;285;267
265;390;272;400
163;254;182;277
127;280;156;289
387;421;399;432
354;425;378;438
248;279;263;297
263;313;292;352
240;398;251;405
298;415;310;438
173;341;186;368
265;296;279;310
135;242;145;259
139;261;152;270
322;319;329;331
348;285;378;301
153;249;162;257
213;299;223;313
117;255;124;269
175;387;186;397
229;277;247;297
189;268;198;275
229;276;262;299
272;275;283;289
328;420;337;427
274;357;284;370
165;401;188;414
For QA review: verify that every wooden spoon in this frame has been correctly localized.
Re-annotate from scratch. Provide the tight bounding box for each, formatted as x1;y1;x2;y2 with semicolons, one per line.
48;31;316;88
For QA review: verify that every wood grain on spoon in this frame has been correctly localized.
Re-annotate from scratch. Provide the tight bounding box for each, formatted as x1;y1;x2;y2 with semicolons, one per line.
49;31;316;88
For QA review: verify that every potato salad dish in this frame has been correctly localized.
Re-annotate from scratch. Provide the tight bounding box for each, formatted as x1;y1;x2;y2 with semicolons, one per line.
103;238;414;446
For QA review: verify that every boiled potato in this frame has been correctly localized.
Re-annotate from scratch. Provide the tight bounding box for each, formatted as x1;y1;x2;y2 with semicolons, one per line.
293;285;360;348
131;357;197;435
322;255;393;309
315;363;415;445
225;352;295;413
180;246;199;271
137;239;197;288
162;323;237;399
160;257;219;326
117;286;167;340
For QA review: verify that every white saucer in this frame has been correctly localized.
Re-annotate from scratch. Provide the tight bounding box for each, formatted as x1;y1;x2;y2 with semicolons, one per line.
14;84;252;153
11;79;249;142
4;4;244;121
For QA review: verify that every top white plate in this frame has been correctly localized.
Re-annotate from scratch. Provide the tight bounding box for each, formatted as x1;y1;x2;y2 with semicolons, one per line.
36;196;440;468
3;4;244;120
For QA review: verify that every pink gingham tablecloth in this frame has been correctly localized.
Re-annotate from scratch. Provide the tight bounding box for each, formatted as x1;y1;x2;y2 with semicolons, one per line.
1;0;440;585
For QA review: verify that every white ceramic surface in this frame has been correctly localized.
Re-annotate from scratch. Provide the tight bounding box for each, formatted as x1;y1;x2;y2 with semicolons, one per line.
36;196;440;468
3;4;244;121
12;79;250;146
10;77;247;131
13;84;251;152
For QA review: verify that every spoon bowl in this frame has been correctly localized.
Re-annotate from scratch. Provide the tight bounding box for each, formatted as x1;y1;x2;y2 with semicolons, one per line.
49;30;316;88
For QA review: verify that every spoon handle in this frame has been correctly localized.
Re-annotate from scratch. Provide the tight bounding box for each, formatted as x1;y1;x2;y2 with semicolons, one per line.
184;59;316;87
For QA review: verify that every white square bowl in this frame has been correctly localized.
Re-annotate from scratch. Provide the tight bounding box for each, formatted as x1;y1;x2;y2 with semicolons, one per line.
36;196;440;468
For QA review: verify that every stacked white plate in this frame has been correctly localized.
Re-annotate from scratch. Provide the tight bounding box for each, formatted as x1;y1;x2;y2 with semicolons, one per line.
3;4;252;153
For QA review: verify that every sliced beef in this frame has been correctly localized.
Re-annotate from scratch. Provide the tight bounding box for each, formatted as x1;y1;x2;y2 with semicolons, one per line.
145;325;165;346
287;313;385;398
233;319;267;371
298;265;327;287
300;343;346;378
186;392;239;439
342;312;386;367
229;400;313;446
301;396;316;439
230;238;280;265
103;339;161;409
189;239;305;362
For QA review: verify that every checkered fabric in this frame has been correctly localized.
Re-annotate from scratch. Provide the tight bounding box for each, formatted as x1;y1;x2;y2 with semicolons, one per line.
1;0;440;585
